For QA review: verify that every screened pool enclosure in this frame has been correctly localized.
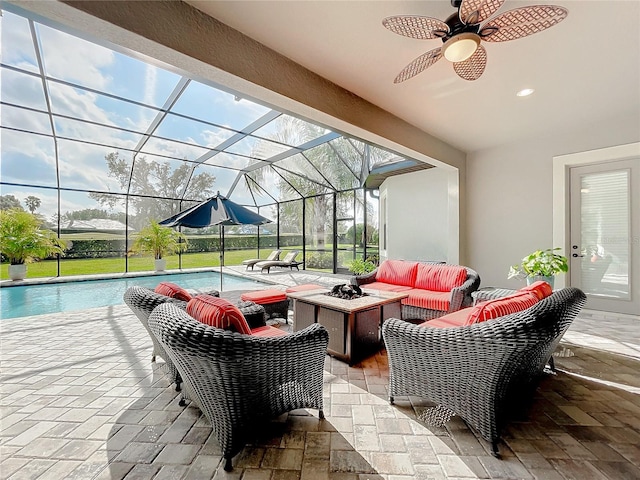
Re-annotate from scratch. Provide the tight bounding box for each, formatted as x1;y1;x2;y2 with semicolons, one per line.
0;7;427;279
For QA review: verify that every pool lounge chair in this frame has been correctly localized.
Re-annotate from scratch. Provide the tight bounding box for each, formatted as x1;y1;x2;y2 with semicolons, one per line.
241;249;281;270
255;250;302;273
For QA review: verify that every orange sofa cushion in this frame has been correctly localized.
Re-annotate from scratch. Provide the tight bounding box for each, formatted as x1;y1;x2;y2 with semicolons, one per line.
187;295;251;334
154;282;192;301
519;280;553;300
361;282;414;293
402;289;452;312
241;289;287;304
465;291;539;325
376;260;418;287
414;263;467;292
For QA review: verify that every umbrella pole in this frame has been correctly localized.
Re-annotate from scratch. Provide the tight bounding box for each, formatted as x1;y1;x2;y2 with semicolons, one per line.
219;227;223;292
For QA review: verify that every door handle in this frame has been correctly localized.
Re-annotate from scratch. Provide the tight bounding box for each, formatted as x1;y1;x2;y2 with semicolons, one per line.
572;253;584;258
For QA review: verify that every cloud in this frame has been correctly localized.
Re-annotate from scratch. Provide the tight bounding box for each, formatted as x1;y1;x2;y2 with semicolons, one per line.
36;23;115;90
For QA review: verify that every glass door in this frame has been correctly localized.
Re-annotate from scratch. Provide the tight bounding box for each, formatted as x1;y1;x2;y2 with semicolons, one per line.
569;158;639;314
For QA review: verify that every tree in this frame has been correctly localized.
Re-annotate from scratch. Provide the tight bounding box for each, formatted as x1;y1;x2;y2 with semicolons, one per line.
24;196;41;214
250;117;362;248
89;152;217;229
0;195;23;211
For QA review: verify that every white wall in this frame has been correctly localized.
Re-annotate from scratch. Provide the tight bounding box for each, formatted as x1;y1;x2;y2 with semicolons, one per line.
381;168;458;263
467;112;640;289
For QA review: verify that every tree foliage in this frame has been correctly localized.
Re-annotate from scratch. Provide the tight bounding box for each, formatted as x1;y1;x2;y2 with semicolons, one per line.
25;196;41;213
0;209;67;264
249;118;366;247
89;152;217;229
0;195;23;211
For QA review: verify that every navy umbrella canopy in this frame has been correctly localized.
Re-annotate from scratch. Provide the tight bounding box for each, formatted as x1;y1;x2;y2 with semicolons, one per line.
159;193;272;289
159;193;272;229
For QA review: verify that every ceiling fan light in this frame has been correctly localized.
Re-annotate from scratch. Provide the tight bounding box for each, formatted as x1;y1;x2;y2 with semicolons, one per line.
442;33;480;62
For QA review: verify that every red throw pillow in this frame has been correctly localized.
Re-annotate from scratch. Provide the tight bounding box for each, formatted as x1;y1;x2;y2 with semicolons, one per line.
414;264;467;292
465;291;539;325
154;282;192;301
186;295;251;334
519;280;553;300
376;260;418;287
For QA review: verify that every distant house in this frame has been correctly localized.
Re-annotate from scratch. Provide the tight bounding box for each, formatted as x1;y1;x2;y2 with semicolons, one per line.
62;219;132;235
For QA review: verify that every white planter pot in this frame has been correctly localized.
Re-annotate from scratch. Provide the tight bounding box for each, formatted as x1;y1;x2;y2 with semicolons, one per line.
527;275;554;289
8;264;27;281
154;259;167;272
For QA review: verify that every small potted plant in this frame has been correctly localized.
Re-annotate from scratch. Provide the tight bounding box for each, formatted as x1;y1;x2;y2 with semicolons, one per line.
346;255;378;275
508;247;569;288
0;208;67;281
129;220;188;271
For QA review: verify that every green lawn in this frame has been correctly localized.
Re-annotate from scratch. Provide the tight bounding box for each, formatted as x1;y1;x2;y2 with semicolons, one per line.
0;249;265;280
0;245;371;280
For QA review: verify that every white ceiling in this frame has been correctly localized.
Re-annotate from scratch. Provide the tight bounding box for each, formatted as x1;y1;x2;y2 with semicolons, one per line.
186;0;640;153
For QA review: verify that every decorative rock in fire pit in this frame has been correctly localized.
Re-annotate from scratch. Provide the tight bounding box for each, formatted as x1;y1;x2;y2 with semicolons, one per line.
325;284;369;300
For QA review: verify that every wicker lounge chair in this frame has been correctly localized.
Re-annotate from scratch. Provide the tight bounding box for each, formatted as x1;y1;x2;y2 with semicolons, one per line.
123;286;218;391
241;249;281;270
382;287;586;457
255;250;302;273
148;302;329;471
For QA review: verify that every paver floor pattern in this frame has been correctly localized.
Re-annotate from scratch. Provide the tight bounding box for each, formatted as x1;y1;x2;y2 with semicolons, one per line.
1;274;639;479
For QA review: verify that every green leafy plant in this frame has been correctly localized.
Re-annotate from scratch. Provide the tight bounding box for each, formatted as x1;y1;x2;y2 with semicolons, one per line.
129;221;188;260
347;256;377;275
0;208;67;265
508;247;569;279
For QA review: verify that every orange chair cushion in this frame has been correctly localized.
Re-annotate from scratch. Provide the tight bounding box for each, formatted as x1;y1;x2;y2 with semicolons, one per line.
419;308;471;328
402;289;451;312
464;291;539;325
414;264;467;292
250;326;288;337
187;295;251;334
154;282;192;301
241;289;287;304
519;280;553;300
376;260;418;287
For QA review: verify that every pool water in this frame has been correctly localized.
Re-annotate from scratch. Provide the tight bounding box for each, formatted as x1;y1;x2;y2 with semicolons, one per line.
0;272;264;319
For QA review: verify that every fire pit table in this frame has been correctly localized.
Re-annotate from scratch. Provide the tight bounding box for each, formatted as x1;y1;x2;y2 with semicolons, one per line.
287;287;408;365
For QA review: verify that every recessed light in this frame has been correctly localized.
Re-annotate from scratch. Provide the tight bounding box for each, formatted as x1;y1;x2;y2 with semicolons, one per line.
516;88;535;97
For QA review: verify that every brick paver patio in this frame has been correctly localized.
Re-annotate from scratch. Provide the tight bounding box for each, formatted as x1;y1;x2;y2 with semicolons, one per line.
1;271;639;479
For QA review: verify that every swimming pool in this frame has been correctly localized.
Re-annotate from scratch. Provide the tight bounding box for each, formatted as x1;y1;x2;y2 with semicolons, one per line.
0;272;265;319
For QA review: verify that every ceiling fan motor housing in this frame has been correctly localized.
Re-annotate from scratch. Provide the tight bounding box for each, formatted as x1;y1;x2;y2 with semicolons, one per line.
442;12;480;42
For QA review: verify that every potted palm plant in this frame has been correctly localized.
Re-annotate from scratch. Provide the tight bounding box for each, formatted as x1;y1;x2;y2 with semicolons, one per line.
0;208;67;281
508;247;569;288
129;220;188;271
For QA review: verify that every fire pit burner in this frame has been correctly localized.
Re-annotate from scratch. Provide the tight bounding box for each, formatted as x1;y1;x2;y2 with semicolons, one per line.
324;284;369;300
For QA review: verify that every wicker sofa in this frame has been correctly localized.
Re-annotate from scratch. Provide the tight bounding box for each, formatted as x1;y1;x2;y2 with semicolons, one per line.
148;302;329;471
351;260;481;320
382;287;586;456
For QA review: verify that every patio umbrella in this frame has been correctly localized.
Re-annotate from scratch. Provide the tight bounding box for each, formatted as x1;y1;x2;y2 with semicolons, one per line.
159;193;272;290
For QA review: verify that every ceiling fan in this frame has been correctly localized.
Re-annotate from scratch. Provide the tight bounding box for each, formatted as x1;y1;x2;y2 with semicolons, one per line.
383;0;568;82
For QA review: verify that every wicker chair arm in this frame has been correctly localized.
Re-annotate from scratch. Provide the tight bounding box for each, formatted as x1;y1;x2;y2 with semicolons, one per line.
449;267;481;311
350;268;378;286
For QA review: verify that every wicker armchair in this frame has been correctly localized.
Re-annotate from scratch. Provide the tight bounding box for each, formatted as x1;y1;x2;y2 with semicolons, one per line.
147;303;329;471
382;287;586;456
123;286;219;391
